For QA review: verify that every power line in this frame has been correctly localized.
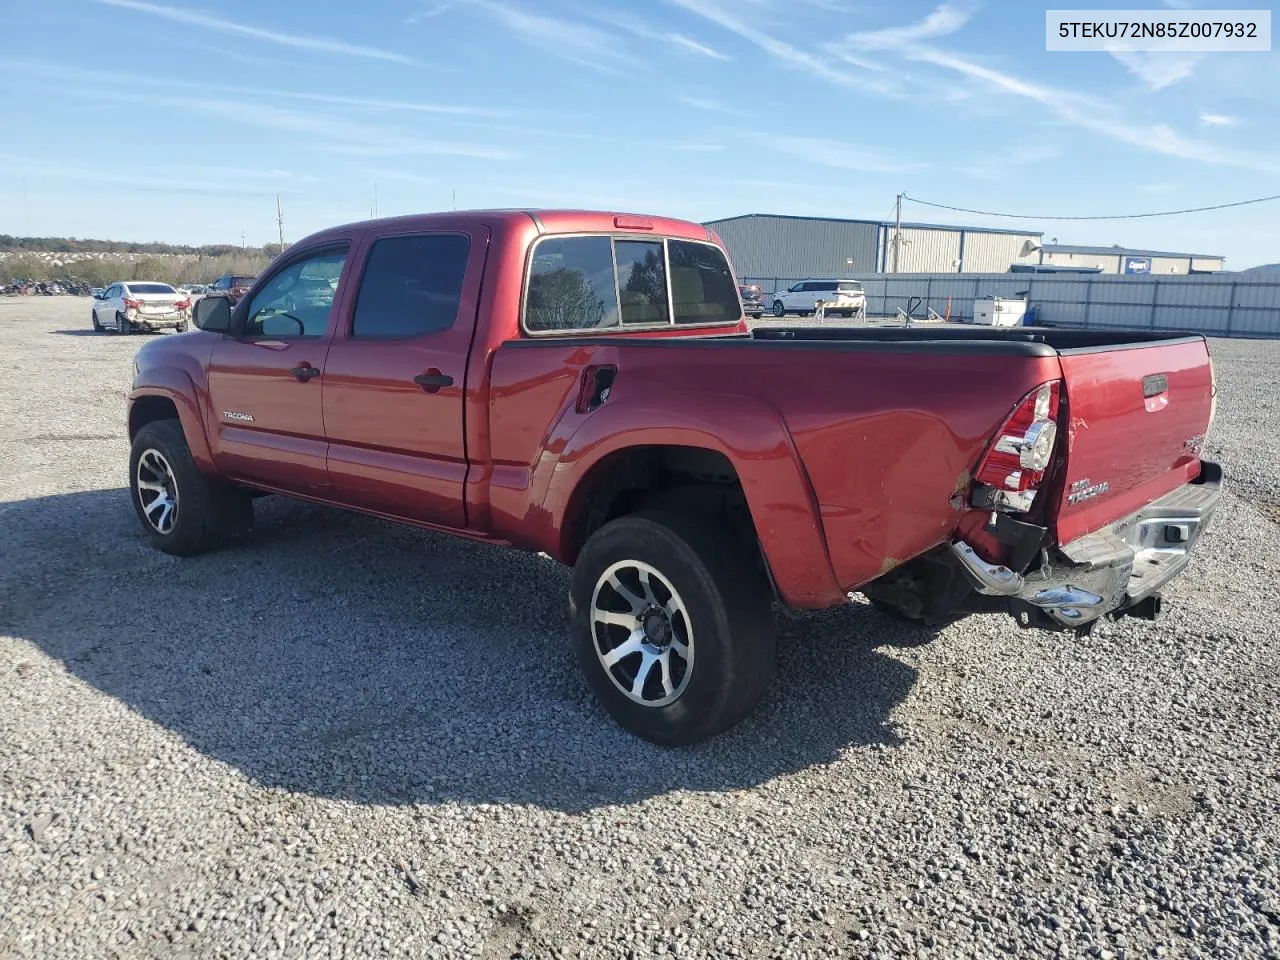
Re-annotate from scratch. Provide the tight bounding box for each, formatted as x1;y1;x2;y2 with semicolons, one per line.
902;192;1280;222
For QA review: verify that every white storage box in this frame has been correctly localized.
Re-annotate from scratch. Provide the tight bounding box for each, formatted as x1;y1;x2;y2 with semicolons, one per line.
972;297;1027;327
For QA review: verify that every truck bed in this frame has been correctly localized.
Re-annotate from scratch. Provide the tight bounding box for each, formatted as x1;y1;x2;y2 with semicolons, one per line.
752;324;1207;354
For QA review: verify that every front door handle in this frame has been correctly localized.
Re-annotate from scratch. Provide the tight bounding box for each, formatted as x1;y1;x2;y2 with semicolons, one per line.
290;363;321;382
413;370;454;393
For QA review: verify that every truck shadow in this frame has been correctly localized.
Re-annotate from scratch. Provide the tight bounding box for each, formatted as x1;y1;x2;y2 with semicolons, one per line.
2;489;921;814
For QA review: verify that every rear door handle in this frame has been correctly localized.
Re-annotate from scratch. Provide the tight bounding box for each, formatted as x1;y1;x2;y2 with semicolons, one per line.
413;370;454;393
290;363;321;382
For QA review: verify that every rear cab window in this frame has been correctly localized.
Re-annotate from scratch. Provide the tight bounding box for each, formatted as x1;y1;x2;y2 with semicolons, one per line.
523;234;740;334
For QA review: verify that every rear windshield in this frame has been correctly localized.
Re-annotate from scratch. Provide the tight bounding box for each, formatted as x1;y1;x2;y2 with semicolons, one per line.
838;281;864;293
232;276;256;286
126;283;176;294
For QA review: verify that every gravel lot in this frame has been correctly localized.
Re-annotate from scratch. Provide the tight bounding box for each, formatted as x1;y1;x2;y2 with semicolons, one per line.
2;296;1277;960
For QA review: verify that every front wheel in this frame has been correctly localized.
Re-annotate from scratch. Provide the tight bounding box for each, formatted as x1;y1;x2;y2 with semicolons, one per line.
130;419;253;556
570;510;776;745
91;309;103;332
772;300;785;318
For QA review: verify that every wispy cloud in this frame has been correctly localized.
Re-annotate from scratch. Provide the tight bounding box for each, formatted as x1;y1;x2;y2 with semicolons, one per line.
4;60;504;117
842;2;973;48
771;137;925;173
91;0;414;64
594;11;730;59
0;152;296;196
405;2;454;24
676;94;746;116
469;1;633;72
666;0;900;95
1200;113;1237;127
1109;50;1202;90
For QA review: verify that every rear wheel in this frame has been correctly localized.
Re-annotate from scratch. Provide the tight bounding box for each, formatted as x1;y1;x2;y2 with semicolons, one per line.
772;300;785;318
115;311;130;335
129;419;253;556
571;510;776;745
175;321;189;333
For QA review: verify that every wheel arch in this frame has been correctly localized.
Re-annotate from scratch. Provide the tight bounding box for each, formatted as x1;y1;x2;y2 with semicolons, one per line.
541;407;844;609
128;378;215;472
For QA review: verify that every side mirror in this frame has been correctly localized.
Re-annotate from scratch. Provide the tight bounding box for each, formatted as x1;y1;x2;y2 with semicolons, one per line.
193;295;231;332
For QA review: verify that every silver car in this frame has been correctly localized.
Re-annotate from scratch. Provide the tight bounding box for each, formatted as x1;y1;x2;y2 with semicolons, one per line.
92;282;191;334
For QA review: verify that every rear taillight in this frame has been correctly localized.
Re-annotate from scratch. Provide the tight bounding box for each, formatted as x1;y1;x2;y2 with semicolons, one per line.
174;298;191;310
124;297;143;310
972;381;1062;512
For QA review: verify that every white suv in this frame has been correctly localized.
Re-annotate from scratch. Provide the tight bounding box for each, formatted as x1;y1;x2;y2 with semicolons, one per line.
769;279;866;318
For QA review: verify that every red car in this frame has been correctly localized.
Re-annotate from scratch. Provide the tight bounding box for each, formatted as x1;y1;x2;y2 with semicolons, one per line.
126;210;1221;744
205;273;257;305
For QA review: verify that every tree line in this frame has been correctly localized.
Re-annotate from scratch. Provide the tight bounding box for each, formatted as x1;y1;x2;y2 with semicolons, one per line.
1;252;272;288
0;234;284;257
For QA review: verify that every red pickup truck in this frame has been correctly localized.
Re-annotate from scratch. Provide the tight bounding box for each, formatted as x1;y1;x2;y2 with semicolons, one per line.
126;210;1222;744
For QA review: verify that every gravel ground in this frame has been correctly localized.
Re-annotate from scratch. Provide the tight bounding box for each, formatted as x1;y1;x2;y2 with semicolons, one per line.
1;296;1277;960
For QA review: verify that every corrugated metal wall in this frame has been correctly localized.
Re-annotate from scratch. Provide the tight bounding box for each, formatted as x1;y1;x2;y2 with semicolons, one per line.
709;216;879;277
962;232;1041;272
743;272;1278;338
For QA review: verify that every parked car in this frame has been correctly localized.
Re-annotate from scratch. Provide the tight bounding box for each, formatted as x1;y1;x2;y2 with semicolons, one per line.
126;209;1221;745
187;284;208;296
739;283;764;319
769;279;866;318
205;274;257;305
92;281;191;334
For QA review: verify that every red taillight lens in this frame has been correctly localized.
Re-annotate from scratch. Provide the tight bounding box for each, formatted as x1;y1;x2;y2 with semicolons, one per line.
973;381;1061;506
124;297;143;310
174;298;191;310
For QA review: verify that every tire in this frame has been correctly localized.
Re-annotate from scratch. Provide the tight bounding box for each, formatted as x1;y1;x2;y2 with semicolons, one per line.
772;300;785;318
570;510;776;745
91;309;103;332
115;311;131;335
129;419;253;556
175;321;189;333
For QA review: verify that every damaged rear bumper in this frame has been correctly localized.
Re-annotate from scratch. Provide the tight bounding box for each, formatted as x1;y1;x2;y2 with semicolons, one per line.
950;461;1223;628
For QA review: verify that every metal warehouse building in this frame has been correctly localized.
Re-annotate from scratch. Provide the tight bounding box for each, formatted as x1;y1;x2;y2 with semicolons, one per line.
1037;244;1224;275
705;213;1043;277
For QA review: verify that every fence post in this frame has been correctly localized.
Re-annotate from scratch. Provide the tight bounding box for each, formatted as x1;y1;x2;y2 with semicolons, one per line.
1083;277;1092;329
1225;281;1237;337
925;276;933;319
1149;279;1158;329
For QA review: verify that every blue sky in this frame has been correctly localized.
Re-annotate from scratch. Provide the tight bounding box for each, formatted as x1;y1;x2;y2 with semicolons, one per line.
2;0;1277;267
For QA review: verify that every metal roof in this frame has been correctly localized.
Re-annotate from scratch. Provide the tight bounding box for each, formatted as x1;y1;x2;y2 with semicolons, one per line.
1041;243;1223;260
704;213;1042;237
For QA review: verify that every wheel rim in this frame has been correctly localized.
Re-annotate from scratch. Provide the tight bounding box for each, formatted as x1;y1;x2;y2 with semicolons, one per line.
773;301;784;317
591;560;694;708
135;448;179;534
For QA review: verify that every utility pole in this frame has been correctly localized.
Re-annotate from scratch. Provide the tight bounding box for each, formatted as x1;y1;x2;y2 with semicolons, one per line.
372;180;378;219
452;187;456;211
892;192;903;274
240;231;246;251
276;193;285;250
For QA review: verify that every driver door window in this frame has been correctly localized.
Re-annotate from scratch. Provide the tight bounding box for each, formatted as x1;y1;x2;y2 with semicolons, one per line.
244;250;347;338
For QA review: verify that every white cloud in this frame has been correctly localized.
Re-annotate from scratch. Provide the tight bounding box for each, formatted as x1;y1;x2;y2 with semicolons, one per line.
676;95;746;116
666;33;731;59
470;1;633;72
1200;113;1237;127
771;137;926;173
1109;50;1202;90
666;0;901;96
843;3;974;49
92;0;414;64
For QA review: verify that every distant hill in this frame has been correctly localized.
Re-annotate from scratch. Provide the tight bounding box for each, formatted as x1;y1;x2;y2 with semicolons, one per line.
1241;263;1280;275
0;234;281;258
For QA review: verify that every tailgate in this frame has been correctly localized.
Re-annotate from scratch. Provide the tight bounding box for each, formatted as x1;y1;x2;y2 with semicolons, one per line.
1053;336;1214;545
